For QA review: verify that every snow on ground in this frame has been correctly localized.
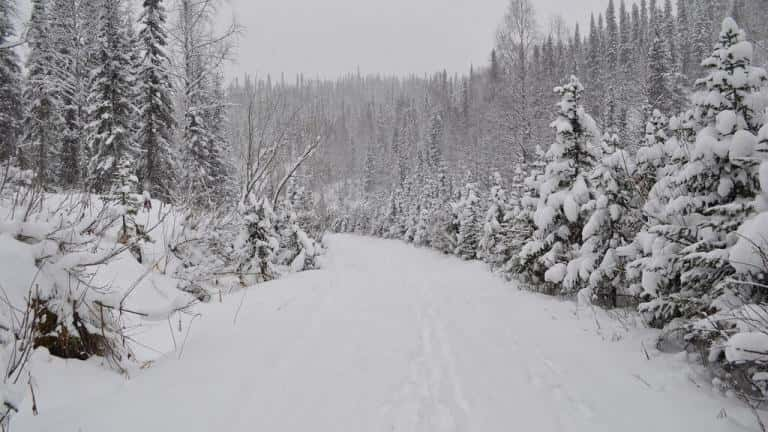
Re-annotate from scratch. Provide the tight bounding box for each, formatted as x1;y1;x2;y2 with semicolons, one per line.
15;235;765;431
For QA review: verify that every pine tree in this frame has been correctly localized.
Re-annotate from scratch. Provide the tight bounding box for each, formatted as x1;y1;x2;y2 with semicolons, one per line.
87;0;139;193
0;0;22;162
137;0;177;201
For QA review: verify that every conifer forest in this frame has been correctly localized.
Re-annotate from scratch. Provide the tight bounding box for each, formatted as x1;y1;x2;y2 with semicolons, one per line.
2;0;768;430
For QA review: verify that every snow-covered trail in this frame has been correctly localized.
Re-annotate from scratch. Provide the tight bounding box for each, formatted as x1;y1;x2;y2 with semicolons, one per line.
17;235;762;431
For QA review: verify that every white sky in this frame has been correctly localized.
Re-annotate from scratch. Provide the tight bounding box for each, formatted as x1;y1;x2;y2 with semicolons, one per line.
222;0;609;81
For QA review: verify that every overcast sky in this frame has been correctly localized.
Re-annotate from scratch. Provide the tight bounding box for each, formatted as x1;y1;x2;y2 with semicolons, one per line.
222;0;609;81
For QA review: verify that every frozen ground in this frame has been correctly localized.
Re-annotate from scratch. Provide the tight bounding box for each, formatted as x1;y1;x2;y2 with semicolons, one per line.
15;235;766;431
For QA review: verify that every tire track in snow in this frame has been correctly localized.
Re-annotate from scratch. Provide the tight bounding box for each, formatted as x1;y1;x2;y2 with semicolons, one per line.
379;283;472;432
425;302;472;420
379;307;455;431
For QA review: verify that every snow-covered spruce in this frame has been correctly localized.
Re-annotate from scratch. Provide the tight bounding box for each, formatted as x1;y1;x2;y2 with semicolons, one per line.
478;172;512;270
454;180;483;260
578;133;643;307
87;0;138;193
522;76;600;294
0;0;22;164
638;18;767;329
503;150;546;281
22;0;63;186
136;0;178;201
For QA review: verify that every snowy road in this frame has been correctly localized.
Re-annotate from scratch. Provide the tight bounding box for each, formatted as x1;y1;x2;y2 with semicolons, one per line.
17;235;763;431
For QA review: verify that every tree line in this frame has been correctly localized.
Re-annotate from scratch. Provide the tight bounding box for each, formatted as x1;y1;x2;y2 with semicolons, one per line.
0;0;239;206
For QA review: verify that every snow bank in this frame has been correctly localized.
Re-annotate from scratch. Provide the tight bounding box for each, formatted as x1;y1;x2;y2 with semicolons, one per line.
726;332;768;363
731;212;768;274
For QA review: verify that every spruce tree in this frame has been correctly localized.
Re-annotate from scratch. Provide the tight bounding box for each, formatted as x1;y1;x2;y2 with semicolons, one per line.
22;0;61;186
205;72;235;200
182;72;232;206
506;151;547;280
0;0;22;162
640;18;768;327
478;173;510;269
177;0;235;207
571;24;582;76
639;0;649;49
362;142;376;194
137;0;177;201
676;0;692;77
690;0;715;77
605;0;619;73
629;110;696;327
646;34;676;113
50;0;87;187
87;0;139;193
662;0;677;67
109;156;145;248
586;15;603;118
636;109;669;197
236;195;278;285
520;76;599;293
426;112;444;172
384;188;407;239
578;133;642;306
454;180;483;260
412;206;431;247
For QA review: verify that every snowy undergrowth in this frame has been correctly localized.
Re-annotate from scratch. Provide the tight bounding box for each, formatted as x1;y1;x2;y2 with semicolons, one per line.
0;167;323;429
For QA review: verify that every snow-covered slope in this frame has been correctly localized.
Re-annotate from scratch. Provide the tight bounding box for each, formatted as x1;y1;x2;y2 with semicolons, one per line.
16;235;764;431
